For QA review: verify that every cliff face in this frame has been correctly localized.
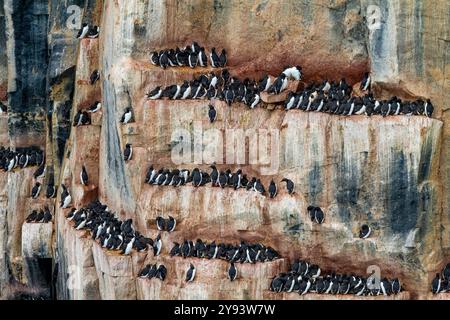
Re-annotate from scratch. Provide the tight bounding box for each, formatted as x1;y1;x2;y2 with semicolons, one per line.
0;0;449;300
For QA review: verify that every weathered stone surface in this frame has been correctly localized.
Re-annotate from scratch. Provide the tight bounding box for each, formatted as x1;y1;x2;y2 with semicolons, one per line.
21;222;53;258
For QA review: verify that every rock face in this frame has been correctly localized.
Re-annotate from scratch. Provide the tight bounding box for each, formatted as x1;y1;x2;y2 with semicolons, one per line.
0;0;449;300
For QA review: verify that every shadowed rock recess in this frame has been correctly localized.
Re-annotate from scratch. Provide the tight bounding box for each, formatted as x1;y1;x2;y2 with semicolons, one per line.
0;0;448;300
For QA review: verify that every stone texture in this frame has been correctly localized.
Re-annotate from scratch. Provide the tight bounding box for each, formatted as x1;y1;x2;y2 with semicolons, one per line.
21;222;53;258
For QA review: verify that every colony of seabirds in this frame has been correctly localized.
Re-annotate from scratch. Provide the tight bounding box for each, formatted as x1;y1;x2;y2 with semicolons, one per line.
270;259;402;297
142;42;434;120
431;263;450;294
143;164;295;199
0;146;44;173
25;206;52;223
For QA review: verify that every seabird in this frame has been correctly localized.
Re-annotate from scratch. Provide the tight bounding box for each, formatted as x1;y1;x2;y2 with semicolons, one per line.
281;178;294;194
208;105;217;123
227;263;238;281
185;264;196;282
89;70;100;85
80;165;89;186
268;180;277;198
60;184;72;208
166;216;176;232
153;234;162;256
120;107;133;124
31;182;41;199
359;224;371;239
123;143;132;161
76;23;89;39
87;26;100;38
146;86;162;100
87;101;101;113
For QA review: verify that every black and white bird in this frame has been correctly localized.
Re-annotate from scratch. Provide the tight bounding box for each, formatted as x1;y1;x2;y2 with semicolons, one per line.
124;143;132;161
281;178;294;195
76;23;89;39
198;47;208;67
80;165;89;186
87;25;100;38
60;184;72;208
209;48;221;68
139;264;151;278
43;206;52;223
360;72;371;91
89;70;100;85
33;163;45;179
166;216;176;232
359;224;371;239
258;74;272;92
146;86;162;100
87;101;101;113
156;265;167;281
313;207;324;224
26;210;38;223
156;217;165;231
268;180;277;198
46;184;56;198
185;264;196;282
120;108;133;124
31;182;41;199
153;234;162;256
282;66;302;80
208;105;217;123
227;263;238;281
219;49;227;67
268;73;288;94
424;99;433;118
432;273;442;294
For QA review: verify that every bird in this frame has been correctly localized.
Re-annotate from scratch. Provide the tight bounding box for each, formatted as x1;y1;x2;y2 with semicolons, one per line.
26;210;38;223
87;25;100;38
268;73;288;94
153;234;162;256
123;144;132;161
156;217;165;231
219;49;227;67
33;163;45;179
60;184;72;208
359;224;371;239
76;23;89;39
120;108;133;124
258;75;272;92
156;265;167;281
198;47;208;67
208;105;217;123
80;165;89;186
139;264;151;278
185;264;196;282
313;207;324;224
31;182;41;199
268;180;277;198
89;70;100;85
43;206;52;223
166;216;176;232
46;184;56;198
360;72;371;91
87;101;101;113
282;66;302;80
432;273;442;294
209;48;221;68
281;178;294;194
227;263;237;281
146;86;162;100
424;99;433;118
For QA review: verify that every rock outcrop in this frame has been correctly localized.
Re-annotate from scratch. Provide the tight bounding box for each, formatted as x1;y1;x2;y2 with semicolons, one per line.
0;0;448;300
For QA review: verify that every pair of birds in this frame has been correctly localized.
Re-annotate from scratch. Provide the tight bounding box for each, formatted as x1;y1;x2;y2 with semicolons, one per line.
76;23;100;39
271;259;402;296
169;239;280;264
431;263;450;294
150;42;226;69
267;178;295;198
259;66;303;95
0;146;44;173
307;206;325;224
138;264;167;281
31;180;57;199
25;206;52;223
185;263;238;282
156;216;176;232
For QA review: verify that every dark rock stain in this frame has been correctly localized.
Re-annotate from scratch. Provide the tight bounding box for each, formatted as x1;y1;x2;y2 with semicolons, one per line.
386;151;419;234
